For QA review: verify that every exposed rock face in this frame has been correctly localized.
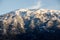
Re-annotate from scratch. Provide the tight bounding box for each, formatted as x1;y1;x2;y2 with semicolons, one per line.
0;9;60;35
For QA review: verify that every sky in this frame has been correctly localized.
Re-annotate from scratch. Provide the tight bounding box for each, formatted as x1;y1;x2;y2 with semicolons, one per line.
0;0;60;15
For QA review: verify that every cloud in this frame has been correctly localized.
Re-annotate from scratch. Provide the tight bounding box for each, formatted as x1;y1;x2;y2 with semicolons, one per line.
29;0;41;9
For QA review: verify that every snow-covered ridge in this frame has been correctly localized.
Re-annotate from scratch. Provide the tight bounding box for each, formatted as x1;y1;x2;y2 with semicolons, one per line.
0;9;60;35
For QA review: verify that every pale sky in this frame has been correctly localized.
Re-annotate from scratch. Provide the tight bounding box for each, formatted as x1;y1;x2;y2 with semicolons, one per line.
0;0;60;15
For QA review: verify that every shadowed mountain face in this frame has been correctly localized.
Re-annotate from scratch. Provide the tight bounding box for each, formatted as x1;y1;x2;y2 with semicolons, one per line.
0;9;60;40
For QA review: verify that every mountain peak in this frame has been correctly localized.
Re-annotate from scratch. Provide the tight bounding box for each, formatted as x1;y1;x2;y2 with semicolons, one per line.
0;8;60;35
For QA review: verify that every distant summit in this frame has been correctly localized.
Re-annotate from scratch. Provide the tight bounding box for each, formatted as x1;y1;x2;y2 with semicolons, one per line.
0;8;60;35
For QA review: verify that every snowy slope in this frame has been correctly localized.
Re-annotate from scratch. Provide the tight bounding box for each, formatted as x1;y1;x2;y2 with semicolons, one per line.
0;9;60;35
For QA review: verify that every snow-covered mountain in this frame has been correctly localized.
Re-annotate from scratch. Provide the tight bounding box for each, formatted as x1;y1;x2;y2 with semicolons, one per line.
0;9;60;35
